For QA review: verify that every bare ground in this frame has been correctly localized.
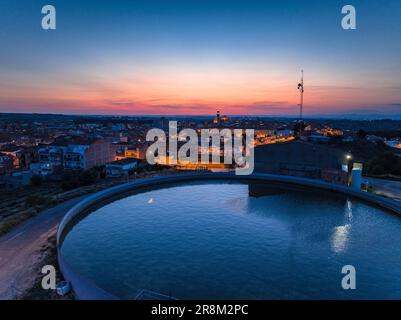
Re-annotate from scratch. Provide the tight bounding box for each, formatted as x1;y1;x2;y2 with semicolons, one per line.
0;170;185;300
0;196;84;299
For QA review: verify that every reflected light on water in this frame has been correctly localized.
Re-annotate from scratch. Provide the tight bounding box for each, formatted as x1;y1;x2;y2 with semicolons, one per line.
61;183;401;299
330;199;353;253
331;224;351;253
346;199;353;221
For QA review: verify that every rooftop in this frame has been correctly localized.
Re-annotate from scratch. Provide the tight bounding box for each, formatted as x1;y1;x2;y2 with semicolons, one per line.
107;158;139;166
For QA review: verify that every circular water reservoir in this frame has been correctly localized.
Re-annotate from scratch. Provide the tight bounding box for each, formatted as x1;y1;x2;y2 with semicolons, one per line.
60;180;401;299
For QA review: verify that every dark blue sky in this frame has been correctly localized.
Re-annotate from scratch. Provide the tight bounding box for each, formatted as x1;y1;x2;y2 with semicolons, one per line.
1;0;400;116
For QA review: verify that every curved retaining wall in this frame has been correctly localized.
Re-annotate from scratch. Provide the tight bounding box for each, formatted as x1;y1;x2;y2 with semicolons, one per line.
57;172;401;300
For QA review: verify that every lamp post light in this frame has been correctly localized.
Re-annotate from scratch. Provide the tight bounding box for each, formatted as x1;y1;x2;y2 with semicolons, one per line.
345;154;353;187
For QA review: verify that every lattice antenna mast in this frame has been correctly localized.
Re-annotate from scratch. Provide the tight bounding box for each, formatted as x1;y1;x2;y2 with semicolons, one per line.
297;70;304;121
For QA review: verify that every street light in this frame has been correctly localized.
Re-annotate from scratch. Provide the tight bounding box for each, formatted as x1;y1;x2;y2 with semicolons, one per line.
346;154;352;160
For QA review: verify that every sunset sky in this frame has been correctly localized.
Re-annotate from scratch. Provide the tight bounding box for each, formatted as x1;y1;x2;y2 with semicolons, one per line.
1;0;401;117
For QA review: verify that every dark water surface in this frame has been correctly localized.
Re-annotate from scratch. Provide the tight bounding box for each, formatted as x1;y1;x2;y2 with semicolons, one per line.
61;181;401;299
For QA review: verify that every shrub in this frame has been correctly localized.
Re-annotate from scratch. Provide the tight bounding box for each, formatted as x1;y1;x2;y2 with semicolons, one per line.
357;129;367;139
371;164;385;175
366;151;401;175
78;169;99;185
30;174;43;187
61;181;77;191
26;195;49;208
60;168;100;190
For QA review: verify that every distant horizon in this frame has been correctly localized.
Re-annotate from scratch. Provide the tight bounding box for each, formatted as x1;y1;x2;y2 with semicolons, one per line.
1;111;401;121
1;1;400;116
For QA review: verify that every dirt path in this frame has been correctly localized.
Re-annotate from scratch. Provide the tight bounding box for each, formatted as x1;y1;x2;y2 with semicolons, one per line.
0;196;86;299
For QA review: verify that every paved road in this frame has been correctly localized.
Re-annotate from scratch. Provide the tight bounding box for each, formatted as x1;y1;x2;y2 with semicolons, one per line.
0;196;86;299
367;177;401;202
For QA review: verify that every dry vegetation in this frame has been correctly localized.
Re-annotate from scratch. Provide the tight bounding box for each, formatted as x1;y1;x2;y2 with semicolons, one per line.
0;168;182;236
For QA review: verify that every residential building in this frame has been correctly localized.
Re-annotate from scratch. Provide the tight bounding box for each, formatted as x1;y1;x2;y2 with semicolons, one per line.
38;144;66;174
105;158;138;178
63;139;114;170
0;170;33;189
37;138;114;173
0;153;14;175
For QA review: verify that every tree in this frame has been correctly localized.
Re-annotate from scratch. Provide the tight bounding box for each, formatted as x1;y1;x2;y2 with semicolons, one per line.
366;151;401;175
330;135;342;144
30;174;43;187
78;169;99;186
357;129;367;139
60;168;100;190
